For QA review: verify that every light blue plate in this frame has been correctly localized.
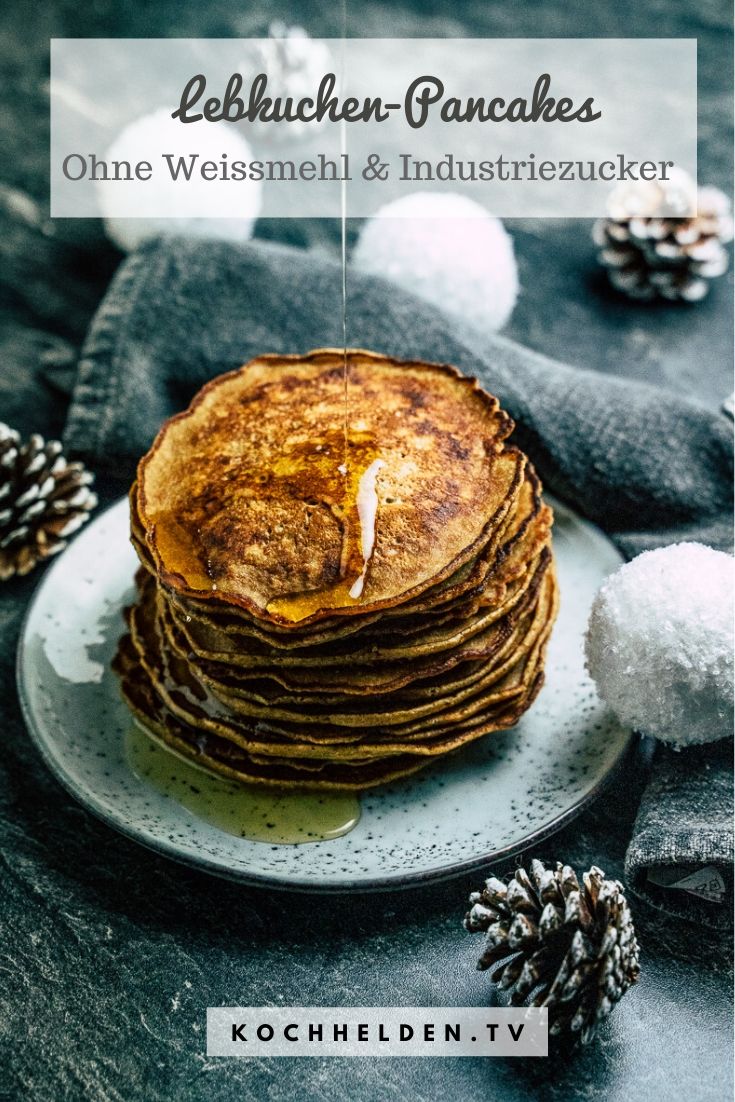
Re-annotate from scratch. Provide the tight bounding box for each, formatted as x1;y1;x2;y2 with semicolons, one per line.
17;496;631;892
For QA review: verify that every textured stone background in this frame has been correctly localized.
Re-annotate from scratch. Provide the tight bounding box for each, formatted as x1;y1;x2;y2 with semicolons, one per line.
0;1;732;1100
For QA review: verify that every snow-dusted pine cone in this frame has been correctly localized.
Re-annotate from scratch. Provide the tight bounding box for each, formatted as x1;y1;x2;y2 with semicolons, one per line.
465;860;640;1045
242;22;332;141
593;175;733;302
0;423;97;580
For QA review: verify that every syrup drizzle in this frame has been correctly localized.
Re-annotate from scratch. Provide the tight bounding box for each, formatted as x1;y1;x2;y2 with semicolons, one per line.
339;11;349;475
264;431;382;622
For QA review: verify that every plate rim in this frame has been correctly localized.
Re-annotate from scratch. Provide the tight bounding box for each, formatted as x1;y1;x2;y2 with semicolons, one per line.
16;495;635;894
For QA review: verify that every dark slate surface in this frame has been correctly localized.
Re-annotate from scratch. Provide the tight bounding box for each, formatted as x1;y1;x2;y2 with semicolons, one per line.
0;1;732;1100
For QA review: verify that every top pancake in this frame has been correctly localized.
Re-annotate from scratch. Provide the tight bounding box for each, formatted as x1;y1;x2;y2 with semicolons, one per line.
137;349;517;625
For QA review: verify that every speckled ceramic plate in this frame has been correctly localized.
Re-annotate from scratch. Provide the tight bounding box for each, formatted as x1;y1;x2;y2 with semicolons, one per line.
18;495;631;892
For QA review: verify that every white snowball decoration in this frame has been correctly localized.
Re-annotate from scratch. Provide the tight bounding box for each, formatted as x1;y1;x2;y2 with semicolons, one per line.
585;543;734;748
352;193;519;334
99;108;262;253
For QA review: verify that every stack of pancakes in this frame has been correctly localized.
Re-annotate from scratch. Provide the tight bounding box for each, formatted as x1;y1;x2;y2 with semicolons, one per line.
115;350;558;790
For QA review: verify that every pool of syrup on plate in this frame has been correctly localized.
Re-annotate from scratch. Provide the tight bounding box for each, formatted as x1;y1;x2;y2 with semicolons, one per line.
125;723;361;845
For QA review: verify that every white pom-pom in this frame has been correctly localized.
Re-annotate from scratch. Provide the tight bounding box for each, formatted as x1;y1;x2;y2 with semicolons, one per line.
99;107;262;253
585;543;734;748
352;193;518;334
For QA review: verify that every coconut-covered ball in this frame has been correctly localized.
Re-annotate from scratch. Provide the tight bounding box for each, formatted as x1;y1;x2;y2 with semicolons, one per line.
352;193;518;334
99;108;262;253
585;543;734;747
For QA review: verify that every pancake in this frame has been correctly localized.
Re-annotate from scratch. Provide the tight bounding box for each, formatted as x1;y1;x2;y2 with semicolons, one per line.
115;350;559;791
162;536;551;673
128;567;552;730
176;597;539;710
131;441;538;618
115;640;436;789
114;572;555;770
136;350;520;624
153;463;545;654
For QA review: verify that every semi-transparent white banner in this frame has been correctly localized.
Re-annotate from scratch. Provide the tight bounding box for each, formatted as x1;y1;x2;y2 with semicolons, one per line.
50;38;697;219
206;1007;548;1057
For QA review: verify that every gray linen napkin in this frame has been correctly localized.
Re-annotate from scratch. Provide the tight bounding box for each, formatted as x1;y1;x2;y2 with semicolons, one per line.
63;236;733;926
625;741;733;932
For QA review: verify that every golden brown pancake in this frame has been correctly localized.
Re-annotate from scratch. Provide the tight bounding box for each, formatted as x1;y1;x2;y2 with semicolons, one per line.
147;463;546;656
116;350;558;791
136;350;522;624
127;568;552;732
130;452;534;637
113;573;555;779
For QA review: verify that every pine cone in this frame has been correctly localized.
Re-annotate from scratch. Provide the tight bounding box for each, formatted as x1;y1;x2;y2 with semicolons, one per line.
0;423;97;580
243;23;332;141
593;178;733;302
465;860;640;1045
